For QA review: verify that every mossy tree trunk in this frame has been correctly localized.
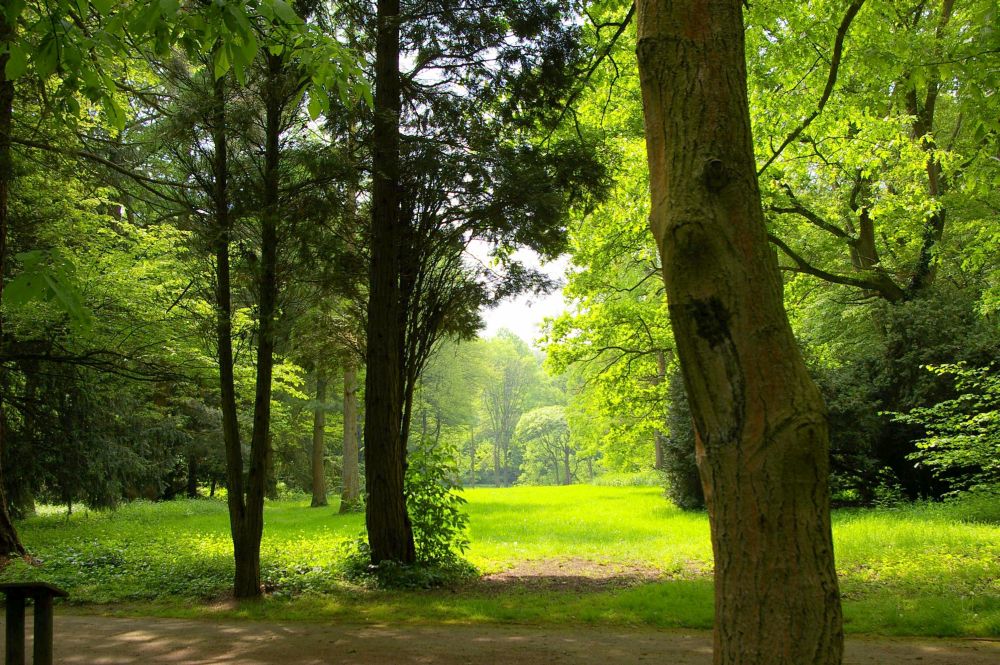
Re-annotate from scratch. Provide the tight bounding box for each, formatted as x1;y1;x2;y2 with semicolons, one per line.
635;1;844;663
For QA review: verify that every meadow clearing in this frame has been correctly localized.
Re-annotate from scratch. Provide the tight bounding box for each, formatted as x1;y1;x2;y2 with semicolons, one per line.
3;485;998;637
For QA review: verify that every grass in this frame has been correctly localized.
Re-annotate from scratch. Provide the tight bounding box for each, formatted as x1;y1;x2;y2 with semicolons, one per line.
3;485;999;637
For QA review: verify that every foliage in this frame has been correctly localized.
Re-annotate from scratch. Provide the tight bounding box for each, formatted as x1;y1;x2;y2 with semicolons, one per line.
405;441;471;565
891;364;1000;493
662;369;703;510
587;470;664;487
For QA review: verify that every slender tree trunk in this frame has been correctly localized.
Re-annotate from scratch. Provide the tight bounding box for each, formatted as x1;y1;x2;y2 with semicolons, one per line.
636;2;843;663
0;12;24;559
311;367;328;507
210;70;255;598
468;427;476;486
363;0;414;564
562;447;571;485
493;442;502;487
653;351;668;469
235;50;286;595
186;455;198;498
340;363;361;512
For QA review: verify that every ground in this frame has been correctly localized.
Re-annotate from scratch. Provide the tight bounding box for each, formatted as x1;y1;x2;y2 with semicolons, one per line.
2;615;998;664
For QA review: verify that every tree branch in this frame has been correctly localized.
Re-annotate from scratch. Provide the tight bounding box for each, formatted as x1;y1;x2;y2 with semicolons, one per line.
757;0;866;176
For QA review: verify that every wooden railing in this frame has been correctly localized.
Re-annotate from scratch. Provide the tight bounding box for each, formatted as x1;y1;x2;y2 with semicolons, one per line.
0;582;68;665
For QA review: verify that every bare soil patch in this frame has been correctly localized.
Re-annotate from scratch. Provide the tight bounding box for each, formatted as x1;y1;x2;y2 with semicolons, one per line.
476;557;673;592
3;615;998;664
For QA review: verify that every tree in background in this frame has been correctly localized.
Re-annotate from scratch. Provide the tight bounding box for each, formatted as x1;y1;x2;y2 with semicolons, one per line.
481;333;540;486
516;405;577;485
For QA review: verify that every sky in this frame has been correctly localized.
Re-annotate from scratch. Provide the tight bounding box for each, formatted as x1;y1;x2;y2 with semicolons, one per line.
478;253;571;348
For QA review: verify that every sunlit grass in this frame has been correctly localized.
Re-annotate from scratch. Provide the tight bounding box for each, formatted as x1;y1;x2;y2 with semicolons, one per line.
3;485;998;636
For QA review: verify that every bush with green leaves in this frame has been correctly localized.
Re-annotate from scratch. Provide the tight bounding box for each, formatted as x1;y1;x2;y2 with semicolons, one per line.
662;369;704;510
337;440;476;589
405;442;471;564
891;364;999;494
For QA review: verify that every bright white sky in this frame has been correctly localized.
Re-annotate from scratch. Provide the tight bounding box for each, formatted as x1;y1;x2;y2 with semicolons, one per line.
478;252;571;348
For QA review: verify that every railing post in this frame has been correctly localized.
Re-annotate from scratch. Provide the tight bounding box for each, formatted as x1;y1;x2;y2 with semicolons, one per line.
3;591;25;665
1;583;67;665
32;593;54;665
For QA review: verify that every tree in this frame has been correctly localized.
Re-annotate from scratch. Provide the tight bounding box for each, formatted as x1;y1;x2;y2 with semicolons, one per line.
635;2;842;663
310;366;329;507
516;405;576;485
481;333;538;486
364;0;413;564
0;7;24;558
340;361;362;512
360;0;606;564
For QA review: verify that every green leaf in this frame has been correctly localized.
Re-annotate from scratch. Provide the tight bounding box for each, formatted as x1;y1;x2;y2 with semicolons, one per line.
43;273;93;328
271;0;301;25
158;0;180;18
214;47;230;80
4;44;28;80
35;34;59;78
307;93;323;120
92;0;116;16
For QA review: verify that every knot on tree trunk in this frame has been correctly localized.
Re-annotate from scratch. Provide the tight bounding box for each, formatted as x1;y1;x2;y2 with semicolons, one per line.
703;159;730;192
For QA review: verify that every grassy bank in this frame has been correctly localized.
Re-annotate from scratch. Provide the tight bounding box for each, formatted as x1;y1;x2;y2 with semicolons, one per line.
3;486;998;636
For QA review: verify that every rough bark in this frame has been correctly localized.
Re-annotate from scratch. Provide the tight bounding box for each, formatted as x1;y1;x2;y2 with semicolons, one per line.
311;367;328;507
340;362;361;512
0;12;25;558
363;0;415;564
635;2;843;664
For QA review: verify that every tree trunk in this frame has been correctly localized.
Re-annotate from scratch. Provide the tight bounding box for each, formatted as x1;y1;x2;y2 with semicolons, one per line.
186;455;198;498
493;442;502;487
340;363;361;512
653;350;668;469
210;69;256;599
562;447;572;486
311;367;328;507
0;11;25;559
635;2;843;664
363;0;414;564
468;427;476;486
236;50;286;594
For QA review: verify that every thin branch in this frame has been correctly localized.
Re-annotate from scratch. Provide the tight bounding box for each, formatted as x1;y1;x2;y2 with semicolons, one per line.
757;0;866;176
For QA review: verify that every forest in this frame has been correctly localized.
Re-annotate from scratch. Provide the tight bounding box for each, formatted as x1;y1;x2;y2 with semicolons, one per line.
0;1;997;664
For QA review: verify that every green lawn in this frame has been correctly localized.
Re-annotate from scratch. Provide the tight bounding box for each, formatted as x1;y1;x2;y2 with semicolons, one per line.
3;486;999;637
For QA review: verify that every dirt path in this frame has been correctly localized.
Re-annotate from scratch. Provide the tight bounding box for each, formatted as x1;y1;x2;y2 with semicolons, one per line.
3;616;998;664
